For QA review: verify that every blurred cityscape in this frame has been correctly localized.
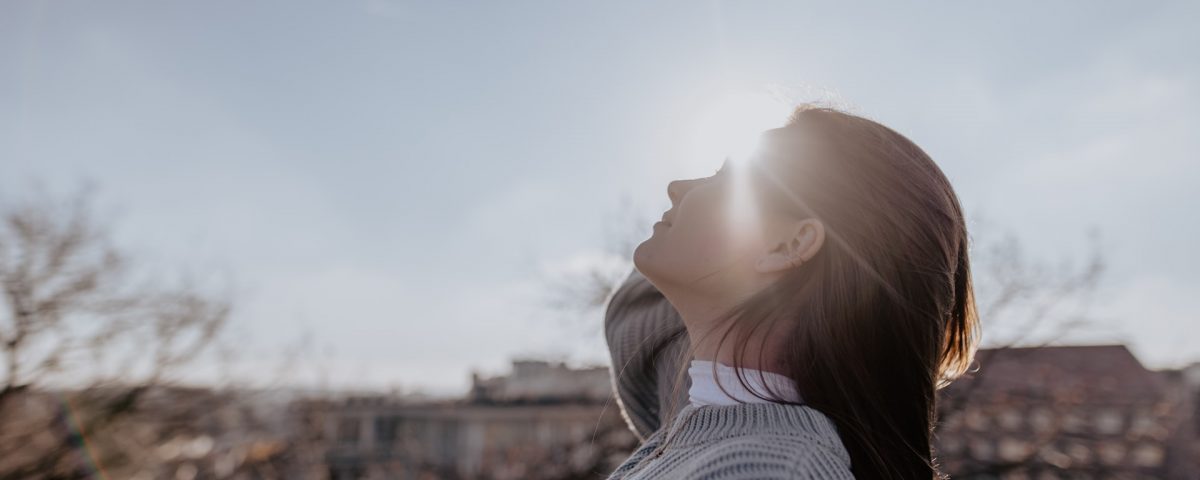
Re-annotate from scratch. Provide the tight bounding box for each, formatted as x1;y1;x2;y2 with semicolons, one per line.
2;346;1197;479
936;345;1200;479
0;178;1193;480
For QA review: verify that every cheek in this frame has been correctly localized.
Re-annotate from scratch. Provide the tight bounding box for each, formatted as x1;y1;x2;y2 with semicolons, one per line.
673;209;736;262
636;187;759;282
675;186;759;259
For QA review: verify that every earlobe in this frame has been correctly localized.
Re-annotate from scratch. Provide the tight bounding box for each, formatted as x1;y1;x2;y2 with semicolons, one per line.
754;253;794;273
754;220;825;274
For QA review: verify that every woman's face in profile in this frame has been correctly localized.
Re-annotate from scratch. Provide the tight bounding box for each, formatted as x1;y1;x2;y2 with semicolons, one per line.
633;133;796;299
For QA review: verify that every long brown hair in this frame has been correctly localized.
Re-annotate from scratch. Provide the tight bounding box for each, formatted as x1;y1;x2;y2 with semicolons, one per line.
666;105;980;479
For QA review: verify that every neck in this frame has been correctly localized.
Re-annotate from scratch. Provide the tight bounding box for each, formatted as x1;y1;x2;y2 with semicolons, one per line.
666;290;788;375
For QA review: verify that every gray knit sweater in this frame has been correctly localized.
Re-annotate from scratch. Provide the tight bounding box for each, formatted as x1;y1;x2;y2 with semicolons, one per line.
604;270;854;479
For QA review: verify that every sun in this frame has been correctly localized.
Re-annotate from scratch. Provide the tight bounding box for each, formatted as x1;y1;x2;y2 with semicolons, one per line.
684;89;793;238
690;90;793;169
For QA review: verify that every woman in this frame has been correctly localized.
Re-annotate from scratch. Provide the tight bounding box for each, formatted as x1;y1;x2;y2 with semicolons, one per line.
604;105;979;479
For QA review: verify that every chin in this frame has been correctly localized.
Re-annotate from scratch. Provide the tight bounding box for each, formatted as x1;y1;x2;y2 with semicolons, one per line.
633;241;680;292
632;239;650;270
632;239;661;279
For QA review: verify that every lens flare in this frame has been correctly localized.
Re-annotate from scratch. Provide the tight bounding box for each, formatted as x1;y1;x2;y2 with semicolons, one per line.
692;91;792;168
727;152;761;238
691;91;791;247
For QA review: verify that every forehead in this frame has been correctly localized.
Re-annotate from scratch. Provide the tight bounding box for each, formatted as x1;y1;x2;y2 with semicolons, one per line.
759;125;808;151
744;126;838;218
751;126;811;172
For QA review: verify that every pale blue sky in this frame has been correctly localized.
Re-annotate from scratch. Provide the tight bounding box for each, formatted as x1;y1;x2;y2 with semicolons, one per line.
2;1;1197;394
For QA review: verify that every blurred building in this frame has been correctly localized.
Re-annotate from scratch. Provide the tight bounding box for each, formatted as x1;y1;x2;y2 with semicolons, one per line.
293;360;636;480
287;347;1200;480
468;360;613;404
936;345;1200;479
0;385;297;479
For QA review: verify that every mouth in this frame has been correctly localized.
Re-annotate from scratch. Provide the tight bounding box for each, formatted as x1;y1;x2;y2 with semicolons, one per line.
655;212;673;228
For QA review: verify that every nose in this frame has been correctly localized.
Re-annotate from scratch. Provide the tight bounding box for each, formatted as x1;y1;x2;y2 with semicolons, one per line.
666;178;695;205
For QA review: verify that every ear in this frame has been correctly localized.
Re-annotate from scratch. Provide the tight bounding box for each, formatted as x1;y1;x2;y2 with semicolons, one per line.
753;219;826;274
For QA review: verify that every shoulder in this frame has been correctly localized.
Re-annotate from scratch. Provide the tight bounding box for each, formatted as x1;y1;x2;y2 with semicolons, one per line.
684;431;853;480
686;403;854;477
626;404;854;480
781;436;855;480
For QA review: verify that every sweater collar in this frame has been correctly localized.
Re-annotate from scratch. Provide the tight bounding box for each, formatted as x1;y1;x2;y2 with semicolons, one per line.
662;402;841;448
687;359;803;406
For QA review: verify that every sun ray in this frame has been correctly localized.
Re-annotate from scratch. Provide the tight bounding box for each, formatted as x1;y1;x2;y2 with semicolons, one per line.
689;90;791;244
691;90;792;168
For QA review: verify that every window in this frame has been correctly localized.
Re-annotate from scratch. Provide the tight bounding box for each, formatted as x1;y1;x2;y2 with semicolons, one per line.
965;409;989;431
375;416;402;446
940;412;963;432
1129;409;1159;438
1097;442;1126;466
1036;444;1071;469
938;435;963;455
997;437;1030;462
337;418;362;445
998;408;1022;431
1065;442;1091;464
968;439;994;461
1029;407;1054;433
1131;443;1164;467
1093;408;1124;435
1062;411;1086;433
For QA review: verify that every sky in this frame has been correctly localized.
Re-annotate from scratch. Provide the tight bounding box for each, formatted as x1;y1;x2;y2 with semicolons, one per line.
2;1;1197;395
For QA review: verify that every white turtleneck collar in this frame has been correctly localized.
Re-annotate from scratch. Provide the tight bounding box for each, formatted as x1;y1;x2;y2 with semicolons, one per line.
687;359;803;407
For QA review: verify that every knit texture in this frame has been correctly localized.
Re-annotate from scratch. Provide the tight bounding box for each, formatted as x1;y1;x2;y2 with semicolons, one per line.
604;270;692;441
604;270;854;479
606;403;854;480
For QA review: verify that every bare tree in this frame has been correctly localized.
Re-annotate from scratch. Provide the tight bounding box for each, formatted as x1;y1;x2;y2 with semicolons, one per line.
542;196;646;322
0;189;231;479
933;228;1110;477
939;227;1106;416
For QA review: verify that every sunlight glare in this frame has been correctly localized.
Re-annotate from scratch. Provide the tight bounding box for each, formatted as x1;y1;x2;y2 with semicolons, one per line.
691;91;792;168
688;90;793;248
